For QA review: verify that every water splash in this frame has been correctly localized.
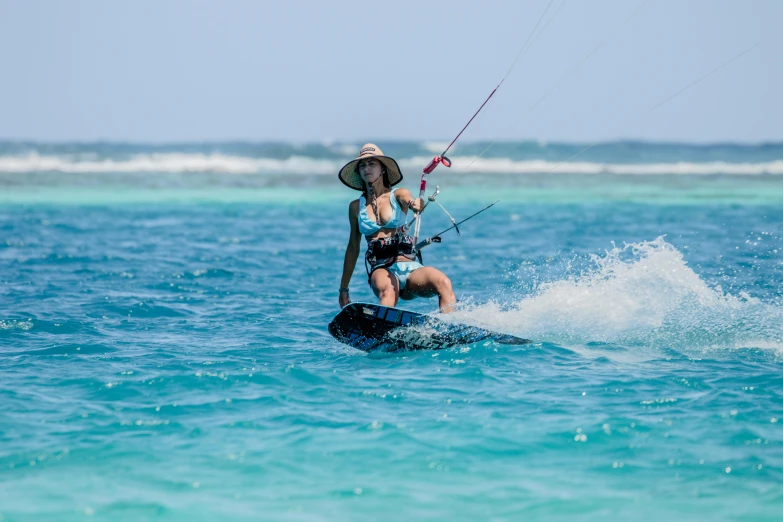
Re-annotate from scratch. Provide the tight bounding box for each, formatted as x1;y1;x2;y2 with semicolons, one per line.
451;238;783;351
0;319;34;332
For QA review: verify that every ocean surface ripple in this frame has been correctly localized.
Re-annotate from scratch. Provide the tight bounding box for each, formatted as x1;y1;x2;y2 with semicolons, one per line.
1;144;783;520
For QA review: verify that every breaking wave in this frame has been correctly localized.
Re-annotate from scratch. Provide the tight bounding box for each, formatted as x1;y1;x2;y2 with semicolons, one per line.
1;152;782;176
450;238;783;351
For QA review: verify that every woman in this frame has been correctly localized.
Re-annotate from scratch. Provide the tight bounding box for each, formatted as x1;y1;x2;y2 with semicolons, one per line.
338;143;456;312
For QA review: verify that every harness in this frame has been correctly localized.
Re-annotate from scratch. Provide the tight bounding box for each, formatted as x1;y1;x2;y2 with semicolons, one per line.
364;230;422;281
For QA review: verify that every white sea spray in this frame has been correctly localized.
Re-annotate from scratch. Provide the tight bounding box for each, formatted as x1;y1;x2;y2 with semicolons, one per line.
448;238;783;351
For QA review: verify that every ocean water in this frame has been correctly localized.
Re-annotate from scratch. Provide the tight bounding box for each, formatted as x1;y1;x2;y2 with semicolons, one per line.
1;141;782;521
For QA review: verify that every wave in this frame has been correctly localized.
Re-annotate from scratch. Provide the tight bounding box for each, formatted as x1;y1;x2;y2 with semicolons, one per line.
2;152;783;175
449;238;783;351
422;142;451;154
445;157;783;175
0;153;337;174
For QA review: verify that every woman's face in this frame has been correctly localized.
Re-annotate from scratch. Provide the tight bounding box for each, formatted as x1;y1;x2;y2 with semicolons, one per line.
358;158;383;184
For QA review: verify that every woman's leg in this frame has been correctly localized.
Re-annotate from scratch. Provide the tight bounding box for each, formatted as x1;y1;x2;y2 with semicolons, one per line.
370;268;400;307
402;267;457;312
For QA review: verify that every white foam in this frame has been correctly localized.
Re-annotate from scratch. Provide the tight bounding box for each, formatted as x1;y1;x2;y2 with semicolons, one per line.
0;319;33;331
449;238;783;351
406;156;783;175
422;142;450;154
1;152;783;176
0;152;342;174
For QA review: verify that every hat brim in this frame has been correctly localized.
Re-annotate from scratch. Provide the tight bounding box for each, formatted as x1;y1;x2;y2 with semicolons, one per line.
338;155;403;191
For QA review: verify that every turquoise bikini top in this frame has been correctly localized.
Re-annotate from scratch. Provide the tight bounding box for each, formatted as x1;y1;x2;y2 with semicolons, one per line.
359;188;407;236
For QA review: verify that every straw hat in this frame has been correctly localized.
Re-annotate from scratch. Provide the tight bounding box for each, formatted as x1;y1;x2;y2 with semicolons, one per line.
338;143;403;191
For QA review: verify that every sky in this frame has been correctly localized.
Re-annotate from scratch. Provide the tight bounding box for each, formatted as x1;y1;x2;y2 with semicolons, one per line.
1;0;781;143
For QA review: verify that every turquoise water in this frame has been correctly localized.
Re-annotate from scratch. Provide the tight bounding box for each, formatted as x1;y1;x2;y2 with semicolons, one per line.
2;142;783;520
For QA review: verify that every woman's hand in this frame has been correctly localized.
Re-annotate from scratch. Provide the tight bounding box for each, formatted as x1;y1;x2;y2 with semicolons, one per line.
339;290;351;308
408;197;425;213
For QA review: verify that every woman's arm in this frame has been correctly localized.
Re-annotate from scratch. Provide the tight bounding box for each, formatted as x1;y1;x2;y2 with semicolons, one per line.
395;188;424;213
339;199;362;308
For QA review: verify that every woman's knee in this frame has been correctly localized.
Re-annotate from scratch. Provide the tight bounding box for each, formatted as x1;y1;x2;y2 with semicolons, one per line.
435;274;453;292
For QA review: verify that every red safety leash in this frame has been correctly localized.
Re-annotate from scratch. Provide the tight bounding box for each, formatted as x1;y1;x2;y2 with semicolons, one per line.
413;82;503;246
